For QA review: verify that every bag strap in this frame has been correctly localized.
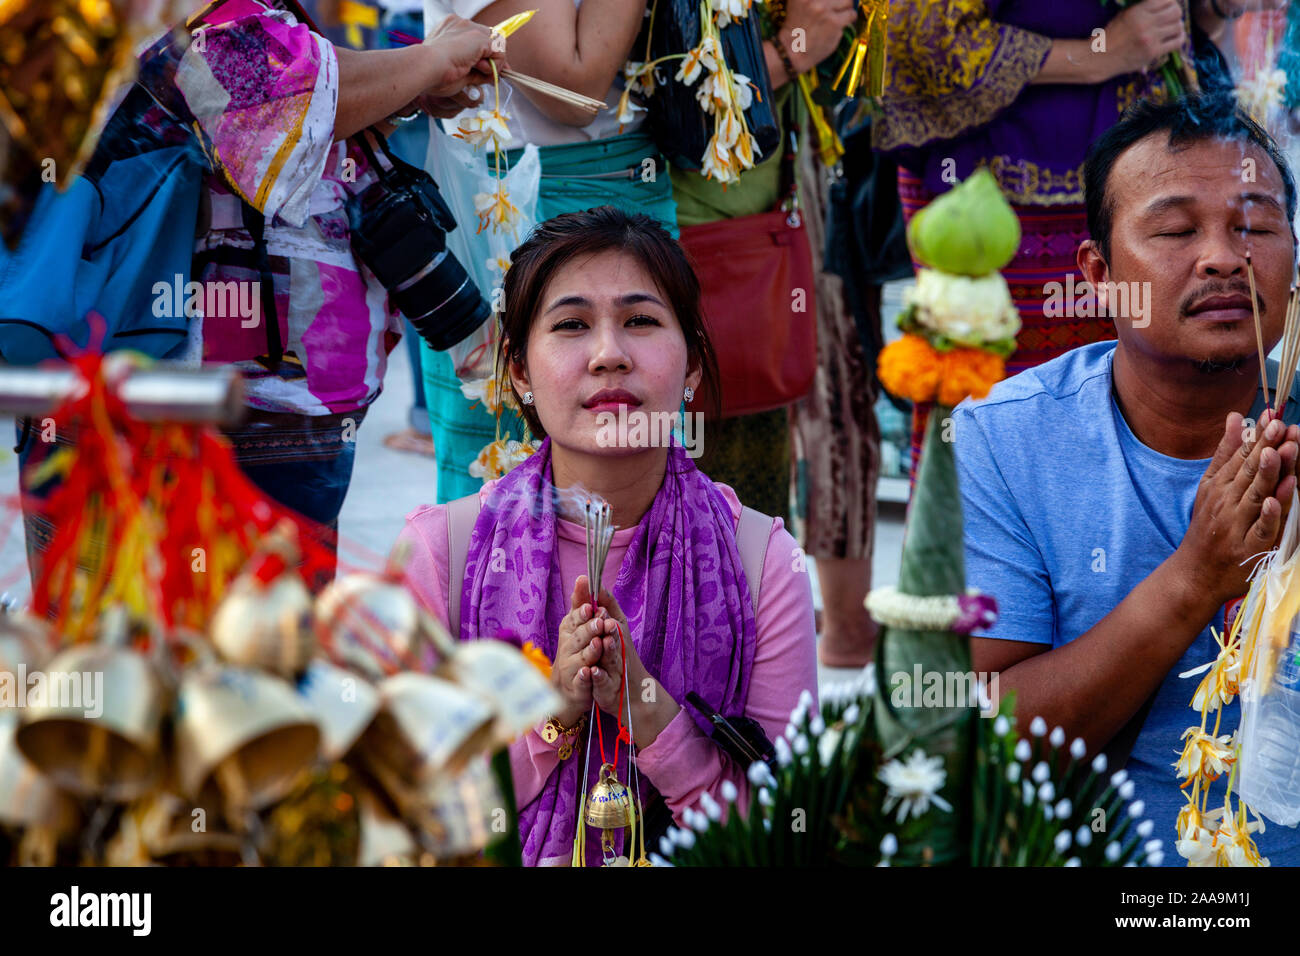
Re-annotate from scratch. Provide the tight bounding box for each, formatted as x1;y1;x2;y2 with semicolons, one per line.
445;493;483;639
238;202;284;367
736;506;772;618
774;93;800;221
444;495;772;635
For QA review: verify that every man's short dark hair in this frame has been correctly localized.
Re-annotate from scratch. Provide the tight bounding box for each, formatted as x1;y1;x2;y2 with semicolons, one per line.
1083;91;1297;263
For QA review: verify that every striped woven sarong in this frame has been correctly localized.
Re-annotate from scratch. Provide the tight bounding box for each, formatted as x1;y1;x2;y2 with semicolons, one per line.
897;166;1114;486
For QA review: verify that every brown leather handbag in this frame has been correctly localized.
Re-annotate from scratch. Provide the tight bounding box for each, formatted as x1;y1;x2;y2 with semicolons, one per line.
678;108;818;419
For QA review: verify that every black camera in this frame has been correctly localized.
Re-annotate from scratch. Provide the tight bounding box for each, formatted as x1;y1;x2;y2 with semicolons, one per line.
347;134;490;351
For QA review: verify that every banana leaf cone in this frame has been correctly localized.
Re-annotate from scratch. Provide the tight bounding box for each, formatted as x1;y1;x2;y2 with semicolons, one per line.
872;404;975;866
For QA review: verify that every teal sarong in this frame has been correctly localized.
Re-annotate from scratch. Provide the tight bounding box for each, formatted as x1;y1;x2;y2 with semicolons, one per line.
423;129;678;503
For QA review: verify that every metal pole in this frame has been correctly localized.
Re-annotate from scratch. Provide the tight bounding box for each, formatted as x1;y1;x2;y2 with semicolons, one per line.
0;363;245;425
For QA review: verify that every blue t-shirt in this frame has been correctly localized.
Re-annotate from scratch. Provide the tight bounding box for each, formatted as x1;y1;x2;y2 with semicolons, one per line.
953;340;1300;866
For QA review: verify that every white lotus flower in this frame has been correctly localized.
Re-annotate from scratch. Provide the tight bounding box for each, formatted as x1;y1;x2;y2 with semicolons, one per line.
906;269;1021;345
878;749;952;824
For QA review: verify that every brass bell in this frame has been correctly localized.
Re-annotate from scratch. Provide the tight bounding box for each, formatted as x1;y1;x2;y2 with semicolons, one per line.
437;640;561;747
359;673;496;789
295;658;380;761
0;607;51;691
14;642;165;801
355;787;417;867
420;753;502;859
314;571;435;680
105;789;243;867
0;715;78;833
585;762;633;830
210;527;316;677
173;664;321;813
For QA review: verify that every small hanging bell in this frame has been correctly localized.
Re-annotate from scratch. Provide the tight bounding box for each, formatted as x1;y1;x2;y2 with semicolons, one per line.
585;762;633;830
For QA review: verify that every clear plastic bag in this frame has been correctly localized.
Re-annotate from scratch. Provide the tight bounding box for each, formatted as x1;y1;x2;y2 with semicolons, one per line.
422;114;541;380
1238;488;1300;826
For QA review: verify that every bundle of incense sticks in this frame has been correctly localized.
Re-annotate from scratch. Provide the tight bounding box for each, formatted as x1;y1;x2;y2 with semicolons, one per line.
1273;267;1300;416
500;69;605;115
584;497;614;613
1247;252;1300;415
385;30;604;115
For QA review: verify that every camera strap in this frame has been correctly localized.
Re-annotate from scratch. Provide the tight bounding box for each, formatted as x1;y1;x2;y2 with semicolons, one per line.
238;201;284;368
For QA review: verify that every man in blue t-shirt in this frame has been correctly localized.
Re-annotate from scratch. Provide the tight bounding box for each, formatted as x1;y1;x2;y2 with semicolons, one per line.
954;92;1300;865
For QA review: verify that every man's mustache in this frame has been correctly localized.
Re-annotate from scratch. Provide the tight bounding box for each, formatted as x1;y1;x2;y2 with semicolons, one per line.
1179;280;1259;317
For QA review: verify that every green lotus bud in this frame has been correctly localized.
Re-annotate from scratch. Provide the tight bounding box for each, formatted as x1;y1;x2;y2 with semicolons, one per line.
907;168;1022;276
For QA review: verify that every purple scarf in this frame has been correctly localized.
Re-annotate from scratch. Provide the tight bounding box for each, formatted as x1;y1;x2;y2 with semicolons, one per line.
459;437;757;866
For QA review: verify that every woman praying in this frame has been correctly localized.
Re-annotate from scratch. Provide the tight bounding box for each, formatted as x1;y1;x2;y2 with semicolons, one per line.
394;207;817;865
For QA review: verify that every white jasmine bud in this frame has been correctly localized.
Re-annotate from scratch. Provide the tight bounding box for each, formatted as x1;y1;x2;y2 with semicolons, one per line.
699;793;722;821
1049;726;1065;748
1070;738;1086;760
1054;830;1072;854
880;833;898;857
994;715;1010;737
1030;716;1047;737
1014;739;1031;762
1091;753;1107;773
1032;762;1050;784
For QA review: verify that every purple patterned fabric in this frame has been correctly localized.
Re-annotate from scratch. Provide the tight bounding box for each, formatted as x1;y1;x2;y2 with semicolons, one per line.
459;437;758;866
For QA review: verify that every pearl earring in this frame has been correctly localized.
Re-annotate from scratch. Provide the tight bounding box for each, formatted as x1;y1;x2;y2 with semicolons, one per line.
683;387;695;404
522;391;534;406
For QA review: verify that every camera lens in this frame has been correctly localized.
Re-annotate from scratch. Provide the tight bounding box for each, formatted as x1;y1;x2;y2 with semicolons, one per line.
394;251;491;351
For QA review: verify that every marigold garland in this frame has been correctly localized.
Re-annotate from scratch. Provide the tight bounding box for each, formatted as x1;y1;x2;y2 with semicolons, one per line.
877;333;1004;407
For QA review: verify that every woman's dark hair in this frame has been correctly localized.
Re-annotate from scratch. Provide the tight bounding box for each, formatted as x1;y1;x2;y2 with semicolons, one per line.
496;206;721;438
1083;91;1297;264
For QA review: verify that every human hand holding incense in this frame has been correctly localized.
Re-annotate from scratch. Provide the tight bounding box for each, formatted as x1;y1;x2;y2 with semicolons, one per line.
1175;408;1300;606
552;575;605;727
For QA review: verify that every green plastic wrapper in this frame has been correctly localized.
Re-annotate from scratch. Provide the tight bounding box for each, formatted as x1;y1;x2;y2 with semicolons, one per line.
872;404;974;866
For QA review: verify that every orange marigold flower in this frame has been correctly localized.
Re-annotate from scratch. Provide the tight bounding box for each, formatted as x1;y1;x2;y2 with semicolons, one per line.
877;334;942;403
877;334;1006;406
937;348;1005;407
521;641;552;679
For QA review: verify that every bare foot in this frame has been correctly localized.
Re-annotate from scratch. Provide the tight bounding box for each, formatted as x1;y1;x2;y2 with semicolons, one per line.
383;428;435;458
818;622;879;669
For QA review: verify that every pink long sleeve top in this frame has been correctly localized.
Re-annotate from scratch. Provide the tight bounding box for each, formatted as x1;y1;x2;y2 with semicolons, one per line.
394;478;818;836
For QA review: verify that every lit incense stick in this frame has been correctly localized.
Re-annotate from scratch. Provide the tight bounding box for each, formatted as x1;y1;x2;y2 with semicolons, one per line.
1246;251;1270;411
